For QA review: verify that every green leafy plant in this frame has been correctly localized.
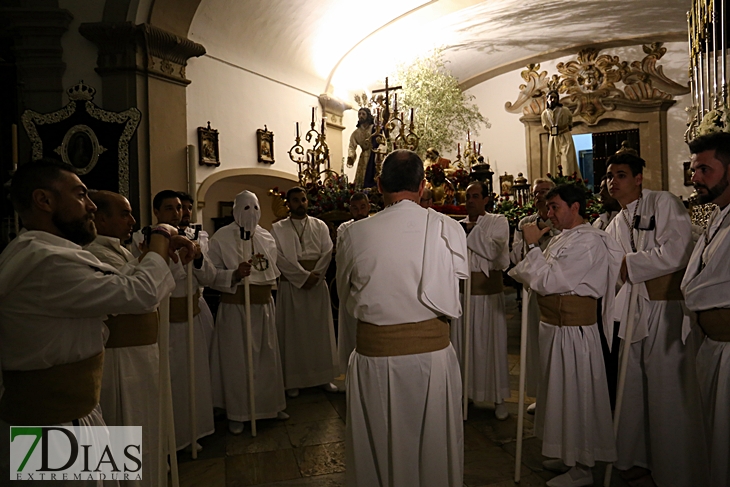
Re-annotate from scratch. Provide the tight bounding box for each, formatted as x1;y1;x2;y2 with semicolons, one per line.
394;49;489;156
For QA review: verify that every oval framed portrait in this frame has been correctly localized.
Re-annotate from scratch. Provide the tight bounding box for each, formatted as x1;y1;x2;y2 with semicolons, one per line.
59;124;103;175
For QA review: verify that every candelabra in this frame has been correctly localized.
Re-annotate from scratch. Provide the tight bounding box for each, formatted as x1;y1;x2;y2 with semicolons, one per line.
288;107;333;187
686;0;727;140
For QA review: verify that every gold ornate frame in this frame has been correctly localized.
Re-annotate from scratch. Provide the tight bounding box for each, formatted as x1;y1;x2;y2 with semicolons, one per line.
197;121;220;166
257;125;274;164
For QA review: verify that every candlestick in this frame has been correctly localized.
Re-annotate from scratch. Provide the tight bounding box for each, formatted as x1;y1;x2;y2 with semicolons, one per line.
467;130;471;144
311;107;315;124
321;117;325;134
11;124;18;170
410;108;414;125
394;94;398;112
457;143;461;156
478;143;481;155
296;122;300;138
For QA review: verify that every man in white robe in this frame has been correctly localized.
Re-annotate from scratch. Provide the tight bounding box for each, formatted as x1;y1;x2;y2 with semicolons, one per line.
451;181;511;420
510;178;558;409
150;190;226;451
85;190;160;487
335;192;370;376
208;190;287;435
605;152;708;487
0;159;191;486
337;149;468;487
510;183;622;487
541;90;580;178
682;132;730;487
272;187;338;396
591;176;620;231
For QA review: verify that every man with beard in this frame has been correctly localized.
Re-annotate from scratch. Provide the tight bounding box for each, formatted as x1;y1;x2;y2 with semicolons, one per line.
451;181;511;420
0;159;193;485
605;152;708;486
541;90;580;178
208;190;287;435
272;187;339;397
347;107;378;189
85;190;161;487
148;190;225;452
510;184;622;487
335;192;370;376
592;175;621;231
337;150;468;486
510;178;559;414
682;131;730;487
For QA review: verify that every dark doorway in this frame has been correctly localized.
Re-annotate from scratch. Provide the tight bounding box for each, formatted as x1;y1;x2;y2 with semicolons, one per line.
592;129;640;183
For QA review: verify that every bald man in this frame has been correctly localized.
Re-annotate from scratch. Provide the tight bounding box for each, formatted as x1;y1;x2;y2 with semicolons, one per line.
85;190;161;487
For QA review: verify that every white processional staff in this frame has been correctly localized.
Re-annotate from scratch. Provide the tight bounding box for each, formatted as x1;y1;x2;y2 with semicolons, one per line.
239;227;258;437
186;259;197;460
514;285;530;483
604;230;645;486
462;249;473;420
158;294;180;487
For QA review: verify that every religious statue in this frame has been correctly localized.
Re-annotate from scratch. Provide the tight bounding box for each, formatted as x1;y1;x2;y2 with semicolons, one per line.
347;107;377;189
541;90;581;178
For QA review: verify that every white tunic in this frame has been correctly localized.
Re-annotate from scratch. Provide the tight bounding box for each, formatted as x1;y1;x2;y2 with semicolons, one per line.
336;219;358;375
208;222;286;421
681;203;730;487
167;252;224;450
337;201;469;487
509;224;621;467
271;216;338;389
592;211;618;231
451;214;511;403
606;190;709;486
510;214;559;397
85;235;160;487
0;230;174;486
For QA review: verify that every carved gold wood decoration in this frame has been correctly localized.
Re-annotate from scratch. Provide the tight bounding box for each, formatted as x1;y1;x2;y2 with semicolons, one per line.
505;43;690;125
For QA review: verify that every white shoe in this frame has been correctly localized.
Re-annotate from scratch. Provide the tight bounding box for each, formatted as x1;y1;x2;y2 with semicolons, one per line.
527;402;536;415
286;388;299;398
184;441;203;453
542;458;570;473
228;421;244;435
495;402;509;420
276;411;290;420
321;382;338;393
546;465;593;487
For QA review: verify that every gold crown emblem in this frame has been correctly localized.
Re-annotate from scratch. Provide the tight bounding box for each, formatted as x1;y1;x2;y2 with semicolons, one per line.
67;81;96;101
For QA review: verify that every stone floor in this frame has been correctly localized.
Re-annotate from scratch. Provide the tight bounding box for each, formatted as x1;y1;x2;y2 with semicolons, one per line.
171;290;635;486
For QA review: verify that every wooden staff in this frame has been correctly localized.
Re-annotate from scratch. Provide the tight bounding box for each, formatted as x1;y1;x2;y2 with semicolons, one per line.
186;261;197;459
158;295;179;487
514;285;529;483
240;229;257;436
462;250;473;420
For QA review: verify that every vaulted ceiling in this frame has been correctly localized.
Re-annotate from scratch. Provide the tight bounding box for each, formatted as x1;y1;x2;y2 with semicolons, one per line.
188;0;688;97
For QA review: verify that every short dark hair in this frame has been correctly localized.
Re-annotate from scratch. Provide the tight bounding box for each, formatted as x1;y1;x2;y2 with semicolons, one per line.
10;158;76;213
546;183;587;218
350;192;369;204
688;131;730;167
89;190;119;217
153;190;182;210
606;152;646;176
286;186;306;201
178;192;194;204
467;180;489;198
379;150;424;193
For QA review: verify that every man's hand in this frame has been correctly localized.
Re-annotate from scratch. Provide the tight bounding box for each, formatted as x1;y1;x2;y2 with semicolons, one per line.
169;235;195;264
522;222;550;246
302;271;320;290
193;242;203;260
234;261;252;282
620;256;628;283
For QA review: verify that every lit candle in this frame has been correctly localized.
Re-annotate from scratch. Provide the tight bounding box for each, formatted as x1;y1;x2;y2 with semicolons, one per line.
296;122;300;138
11;124;18;170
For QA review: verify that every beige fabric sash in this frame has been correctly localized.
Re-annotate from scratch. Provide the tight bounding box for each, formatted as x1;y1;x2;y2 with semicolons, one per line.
697;309;730;342
104;312;158;348
0;351;104;425
356;317;450;357
169;290;201;323
644;269;685;301
280;260;318;282
459;271;504;296
220;284;272;305
537;294;597;327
